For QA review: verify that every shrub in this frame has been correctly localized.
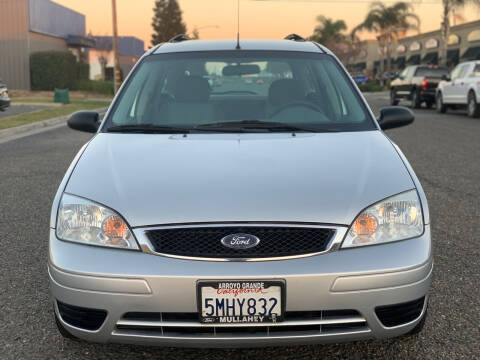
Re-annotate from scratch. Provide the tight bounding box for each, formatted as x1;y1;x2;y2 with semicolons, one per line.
77;62;90;81
74;80;114;95
30;51;77;90
358;81;383;92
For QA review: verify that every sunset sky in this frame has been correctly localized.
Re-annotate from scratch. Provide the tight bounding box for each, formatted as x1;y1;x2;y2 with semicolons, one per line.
55;0;480;47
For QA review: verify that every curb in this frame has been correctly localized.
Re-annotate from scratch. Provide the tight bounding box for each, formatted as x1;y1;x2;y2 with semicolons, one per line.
0;107;107;145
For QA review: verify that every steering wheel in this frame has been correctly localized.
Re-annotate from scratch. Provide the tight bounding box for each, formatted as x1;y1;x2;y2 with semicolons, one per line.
269;101;324;119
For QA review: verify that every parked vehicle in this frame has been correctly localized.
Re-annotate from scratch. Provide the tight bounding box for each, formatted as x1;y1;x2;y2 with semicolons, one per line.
436;61;480;118
353;74;368;84
50;37;431;347
390;65;449;109
0;79;10;111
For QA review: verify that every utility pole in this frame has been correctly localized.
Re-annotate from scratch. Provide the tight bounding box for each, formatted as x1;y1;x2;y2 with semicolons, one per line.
111;0;121;93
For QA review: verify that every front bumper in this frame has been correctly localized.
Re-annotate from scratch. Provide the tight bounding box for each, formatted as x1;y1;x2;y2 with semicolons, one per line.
0;98;10;111
49;225;432;347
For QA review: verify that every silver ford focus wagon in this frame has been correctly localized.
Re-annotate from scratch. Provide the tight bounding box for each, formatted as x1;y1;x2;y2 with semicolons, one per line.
49;36;432;347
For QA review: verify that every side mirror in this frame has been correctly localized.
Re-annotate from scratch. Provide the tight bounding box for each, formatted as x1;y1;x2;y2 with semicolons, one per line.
377;106;414;130
67;111;100;133
441;74;451;81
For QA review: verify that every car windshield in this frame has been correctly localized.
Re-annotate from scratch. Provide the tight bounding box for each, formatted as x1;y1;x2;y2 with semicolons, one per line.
414;67;449;78
104;51;375;133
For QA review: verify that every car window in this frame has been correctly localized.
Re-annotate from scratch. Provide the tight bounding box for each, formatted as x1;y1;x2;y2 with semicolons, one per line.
451;64;469;80
105;51;376;133
405;67;416;79
414;67;449;78
472;64;480;77
459;64;470;78
450;65;462;80
399;68;408;78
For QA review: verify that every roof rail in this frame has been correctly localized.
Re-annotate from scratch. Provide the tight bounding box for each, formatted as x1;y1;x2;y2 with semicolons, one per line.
284;34;306;42
169;34;191;43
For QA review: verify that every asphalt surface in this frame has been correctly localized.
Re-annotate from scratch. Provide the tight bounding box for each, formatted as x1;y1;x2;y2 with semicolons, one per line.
0;104;52;118
0;94;479;359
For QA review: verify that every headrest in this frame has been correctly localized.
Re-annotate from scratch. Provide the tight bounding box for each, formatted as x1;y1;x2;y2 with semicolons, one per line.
268;79;304;107
173;75;211;102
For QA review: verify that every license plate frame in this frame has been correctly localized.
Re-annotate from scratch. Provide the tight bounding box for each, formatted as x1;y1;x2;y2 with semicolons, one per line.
197;280;286;324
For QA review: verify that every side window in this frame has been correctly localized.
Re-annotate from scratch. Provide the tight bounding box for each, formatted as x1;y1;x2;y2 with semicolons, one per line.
459;64;470;78
406;67;416;78
450;65;461;79
472;64;480;77
452;64;467;80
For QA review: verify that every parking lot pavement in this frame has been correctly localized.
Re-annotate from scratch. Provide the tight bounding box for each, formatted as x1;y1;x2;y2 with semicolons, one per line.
0;95;479;359
0;104;52;118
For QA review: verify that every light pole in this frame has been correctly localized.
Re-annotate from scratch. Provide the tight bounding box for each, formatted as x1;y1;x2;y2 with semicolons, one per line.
111;0;121;93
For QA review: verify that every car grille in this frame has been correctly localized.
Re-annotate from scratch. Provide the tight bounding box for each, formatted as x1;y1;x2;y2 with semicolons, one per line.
375;297;425;327
145;226;335;259
114;310;369;338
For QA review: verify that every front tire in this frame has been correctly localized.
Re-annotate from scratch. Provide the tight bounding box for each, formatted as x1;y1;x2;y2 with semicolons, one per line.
436;92;447;113
390;89;399;106
410;89;421;109
467;91;480;118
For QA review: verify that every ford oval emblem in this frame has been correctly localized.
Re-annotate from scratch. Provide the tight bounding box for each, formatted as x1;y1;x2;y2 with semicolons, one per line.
220;233;260;249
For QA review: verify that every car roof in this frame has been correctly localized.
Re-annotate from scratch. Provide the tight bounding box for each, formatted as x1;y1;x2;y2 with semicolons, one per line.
153;39;325;55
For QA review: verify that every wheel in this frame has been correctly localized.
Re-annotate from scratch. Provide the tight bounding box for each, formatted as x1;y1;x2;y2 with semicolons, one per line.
54;311;77;340
390;89;399;106
436;92;447;113
467;91;480;118
410;89;421;109
405;308;428;336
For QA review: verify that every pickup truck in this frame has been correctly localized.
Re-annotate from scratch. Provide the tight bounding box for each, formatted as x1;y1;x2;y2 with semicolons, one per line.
436;61;480;118
0;79;10;111
390;65;449;109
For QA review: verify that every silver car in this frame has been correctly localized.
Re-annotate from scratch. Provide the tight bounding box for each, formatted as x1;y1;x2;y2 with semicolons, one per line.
49;37;432;347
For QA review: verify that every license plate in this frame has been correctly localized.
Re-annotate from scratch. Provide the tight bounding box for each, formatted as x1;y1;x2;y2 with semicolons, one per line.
198;280;285;324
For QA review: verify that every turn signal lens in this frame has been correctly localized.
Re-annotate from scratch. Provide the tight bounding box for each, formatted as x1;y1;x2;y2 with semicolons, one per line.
103;215;128;238
342;190;424;248
352;214;377;236
57;194;138;249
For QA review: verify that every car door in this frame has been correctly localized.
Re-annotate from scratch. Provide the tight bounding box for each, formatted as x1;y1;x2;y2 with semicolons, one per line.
465;63;480;97
396;67;415;98
450;63;471;104
442;64;461;103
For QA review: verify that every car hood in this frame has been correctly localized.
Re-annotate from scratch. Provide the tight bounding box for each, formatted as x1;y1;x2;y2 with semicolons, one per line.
66;131;414;227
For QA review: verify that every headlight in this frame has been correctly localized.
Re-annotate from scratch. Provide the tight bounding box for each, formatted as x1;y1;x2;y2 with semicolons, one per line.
342;190;423;248
56;194;138;249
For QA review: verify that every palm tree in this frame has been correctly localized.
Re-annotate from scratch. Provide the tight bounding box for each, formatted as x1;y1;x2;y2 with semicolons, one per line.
310;16;356;62
352;2;420;78
310;16;347;46
439;0;480;66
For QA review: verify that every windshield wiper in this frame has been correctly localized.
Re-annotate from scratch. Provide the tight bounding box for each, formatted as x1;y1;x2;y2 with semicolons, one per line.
106;124;249;134
106;124;192;133
196;120;338;133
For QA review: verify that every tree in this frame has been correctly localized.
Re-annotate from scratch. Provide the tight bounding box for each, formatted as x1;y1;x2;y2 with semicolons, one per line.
310;16;347;46
352;2;419;78
151;0;187;46
439;0;480;66
310;16;359;63
191;27;200;40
